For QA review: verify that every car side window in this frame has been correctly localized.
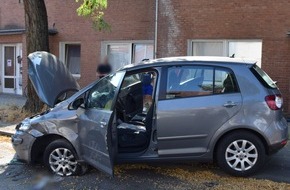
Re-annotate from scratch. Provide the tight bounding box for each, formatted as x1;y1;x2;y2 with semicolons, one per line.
87;72;123;109
214;69;239;94
165;66;239;99
166;66;214;99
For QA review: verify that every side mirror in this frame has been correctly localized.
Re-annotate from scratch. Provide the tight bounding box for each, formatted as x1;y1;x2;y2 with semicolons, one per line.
71;98;84;110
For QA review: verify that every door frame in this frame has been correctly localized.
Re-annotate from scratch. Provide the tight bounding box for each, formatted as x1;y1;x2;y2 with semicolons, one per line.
1;43;22;94
2;44;16;93
16;43;22;95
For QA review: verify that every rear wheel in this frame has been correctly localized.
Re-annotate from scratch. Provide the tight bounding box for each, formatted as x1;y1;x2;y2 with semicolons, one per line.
43;139;86;176
216;131;266;176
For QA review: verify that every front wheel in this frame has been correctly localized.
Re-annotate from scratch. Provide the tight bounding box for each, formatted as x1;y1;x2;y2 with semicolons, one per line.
43;139;86;176
216;131;266;176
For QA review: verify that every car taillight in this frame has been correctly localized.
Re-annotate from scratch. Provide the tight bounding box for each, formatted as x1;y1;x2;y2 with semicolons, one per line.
265;95;283;110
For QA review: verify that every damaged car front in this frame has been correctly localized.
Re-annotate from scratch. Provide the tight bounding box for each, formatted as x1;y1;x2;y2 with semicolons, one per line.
11;51;84;164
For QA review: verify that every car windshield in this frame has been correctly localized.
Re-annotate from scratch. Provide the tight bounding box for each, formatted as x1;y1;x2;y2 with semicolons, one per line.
251;65;277;89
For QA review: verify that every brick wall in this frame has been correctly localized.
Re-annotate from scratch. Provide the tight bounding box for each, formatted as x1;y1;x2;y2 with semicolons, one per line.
1;0;290;116
0;0;155;87
157;0;290;115
0;1;24;29
46;0;155;87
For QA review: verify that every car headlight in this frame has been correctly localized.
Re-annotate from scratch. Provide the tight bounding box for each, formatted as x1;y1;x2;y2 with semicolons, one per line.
19;123;31;131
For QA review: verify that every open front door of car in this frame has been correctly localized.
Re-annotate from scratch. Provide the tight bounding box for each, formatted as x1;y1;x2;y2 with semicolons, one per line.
77;72;125;176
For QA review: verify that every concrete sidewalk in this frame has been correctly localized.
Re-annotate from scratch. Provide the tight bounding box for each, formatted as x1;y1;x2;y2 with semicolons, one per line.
0;94;26;108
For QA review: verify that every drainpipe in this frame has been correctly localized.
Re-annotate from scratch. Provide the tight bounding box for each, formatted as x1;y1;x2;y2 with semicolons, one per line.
154;0;159;59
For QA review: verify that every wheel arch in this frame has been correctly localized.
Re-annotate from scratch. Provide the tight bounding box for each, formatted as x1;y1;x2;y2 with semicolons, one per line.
30;134;75;163
212;128;269;161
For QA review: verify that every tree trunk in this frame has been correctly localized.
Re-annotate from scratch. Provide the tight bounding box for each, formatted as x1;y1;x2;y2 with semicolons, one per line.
23;0;49;113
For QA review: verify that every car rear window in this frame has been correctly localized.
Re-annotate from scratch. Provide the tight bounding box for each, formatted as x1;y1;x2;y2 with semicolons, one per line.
250;65;277;89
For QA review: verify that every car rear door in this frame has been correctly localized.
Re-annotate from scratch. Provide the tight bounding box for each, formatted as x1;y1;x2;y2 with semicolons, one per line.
156;65;242;157
78;72;125;176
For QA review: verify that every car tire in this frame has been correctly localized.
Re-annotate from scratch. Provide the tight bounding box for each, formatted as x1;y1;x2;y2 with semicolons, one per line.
43;139;86;176
216;131;266;176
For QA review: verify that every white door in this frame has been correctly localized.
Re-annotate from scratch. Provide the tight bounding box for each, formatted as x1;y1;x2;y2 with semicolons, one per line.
2;44;22;94
2;45;16;93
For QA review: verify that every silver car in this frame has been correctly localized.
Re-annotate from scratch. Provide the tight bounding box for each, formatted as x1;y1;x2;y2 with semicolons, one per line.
12;52;288;177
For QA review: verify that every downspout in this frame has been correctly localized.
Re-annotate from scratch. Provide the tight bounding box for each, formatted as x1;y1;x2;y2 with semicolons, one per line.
154;0;159;59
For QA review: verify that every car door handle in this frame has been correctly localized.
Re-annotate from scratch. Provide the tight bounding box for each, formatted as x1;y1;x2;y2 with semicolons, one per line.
223;101;237;108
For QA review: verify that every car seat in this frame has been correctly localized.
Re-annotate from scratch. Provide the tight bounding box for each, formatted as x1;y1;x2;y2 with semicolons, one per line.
223;74;237;93
117;105;154;152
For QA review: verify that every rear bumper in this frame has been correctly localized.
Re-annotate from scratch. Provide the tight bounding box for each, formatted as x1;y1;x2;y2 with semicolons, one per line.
264;116;288;154
268;139;288;154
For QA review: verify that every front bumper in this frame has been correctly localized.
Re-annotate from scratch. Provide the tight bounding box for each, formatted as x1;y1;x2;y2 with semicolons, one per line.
11;130;36;163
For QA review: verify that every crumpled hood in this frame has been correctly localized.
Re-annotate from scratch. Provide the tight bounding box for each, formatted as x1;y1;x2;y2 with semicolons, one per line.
28;51;80;107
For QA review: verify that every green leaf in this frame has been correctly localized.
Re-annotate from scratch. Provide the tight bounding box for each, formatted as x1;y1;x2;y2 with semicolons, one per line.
76;0;109;31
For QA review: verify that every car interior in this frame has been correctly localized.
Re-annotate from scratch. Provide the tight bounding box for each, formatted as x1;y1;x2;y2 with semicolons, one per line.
114;67;236;153
116;71;157;153
167;67;237;99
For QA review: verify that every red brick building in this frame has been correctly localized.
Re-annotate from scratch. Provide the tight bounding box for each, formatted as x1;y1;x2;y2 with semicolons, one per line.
1;0;290;116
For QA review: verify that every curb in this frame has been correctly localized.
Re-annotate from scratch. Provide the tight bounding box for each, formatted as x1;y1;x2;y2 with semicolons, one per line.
0;130;13;136
0;124;15;136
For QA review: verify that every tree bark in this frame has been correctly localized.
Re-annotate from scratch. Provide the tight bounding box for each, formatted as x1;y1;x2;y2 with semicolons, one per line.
23;0;49;113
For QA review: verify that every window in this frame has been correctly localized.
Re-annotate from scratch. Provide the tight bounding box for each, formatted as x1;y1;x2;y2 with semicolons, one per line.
102;41;154;72
251;65;277;89
166;66;214;99
165;66;239;99
87;72;124;110
59;43;81;77
189;40;262;67
133;44;154;63
214;69;239;94
192;41;224;56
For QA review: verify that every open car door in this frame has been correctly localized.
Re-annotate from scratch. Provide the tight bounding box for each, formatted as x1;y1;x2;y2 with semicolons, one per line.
78;72;125;176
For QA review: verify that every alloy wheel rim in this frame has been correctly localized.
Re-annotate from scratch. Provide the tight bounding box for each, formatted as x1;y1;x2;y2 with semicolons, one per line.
225;140;258;171
49;148;77;176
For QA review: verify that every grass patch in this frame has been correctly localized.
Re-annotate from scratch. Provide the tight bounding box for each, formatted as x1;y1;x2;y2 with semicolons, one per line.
0;135;10;142
0;105;30;124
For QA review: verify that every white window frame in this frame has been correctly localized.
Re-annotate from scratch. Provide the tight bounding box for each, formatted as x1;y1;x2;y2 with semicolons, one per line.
101;40;154;64
188;39;262;56
59;42;81;78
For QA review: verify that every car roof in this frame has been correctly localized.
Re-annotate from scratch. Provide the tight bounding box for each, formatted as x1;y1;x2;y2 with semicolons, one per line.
120;56;257;71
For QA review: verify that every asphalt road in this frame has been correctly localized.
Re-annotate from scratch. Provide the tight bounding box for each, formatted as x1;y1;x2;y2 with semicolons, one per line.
253;142;290;183
0;136;289;190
